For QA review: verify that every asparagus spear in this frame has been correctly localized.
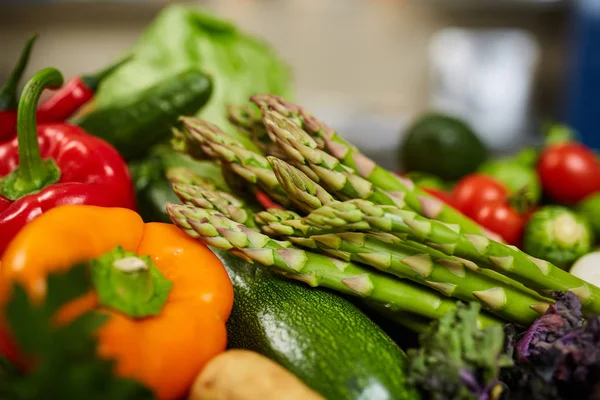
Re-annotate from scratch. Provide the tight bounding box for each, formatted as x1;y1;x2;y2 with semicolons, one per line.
269;156;336;214
172;183;257;228
264;158;546;299
179;116;291;208
286;232;548;325
171;127;208;161
167;203;502;327
255;203;550;325
302;199;600;313
165;167;218;188
226;104;285;157
262;110;409;210
252;94;492;237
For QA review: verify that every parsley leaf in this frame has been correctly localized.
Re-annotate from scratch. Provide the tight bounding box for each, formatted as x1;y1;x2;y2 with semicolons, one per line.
0;264;155;400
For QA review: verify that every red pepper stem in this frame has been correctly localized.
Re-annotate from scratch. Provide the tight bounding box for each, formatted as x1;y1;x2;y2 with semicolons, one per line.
0;34;38;111
0;68;64;201
80;54;132;92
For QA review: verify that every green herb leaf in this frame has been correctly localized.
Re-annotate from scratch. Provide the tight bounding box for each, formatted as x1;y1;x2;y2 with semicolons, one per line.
0;264;156;399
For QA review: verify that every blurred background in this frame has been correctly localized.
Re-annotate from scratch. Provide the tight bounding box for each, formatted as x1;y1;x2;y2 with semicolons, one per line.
0;0;597;169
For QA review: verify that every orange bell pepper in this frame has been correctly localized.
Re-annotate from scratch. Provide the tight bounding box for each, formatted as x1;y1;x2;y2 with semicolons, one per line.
0;205;234;400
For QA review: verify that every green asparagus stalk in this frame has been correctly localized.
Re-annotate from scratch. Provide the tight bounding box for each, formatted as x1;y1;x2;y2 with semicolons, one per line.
252;94;492;237
179;116;291;208
172;183;257;228
302;199;600;313
286;232;548;325
165;167;218;189
171;127;209;161
226;104;285;157
261;109;408;208
167;203;502;327
268;156;336;214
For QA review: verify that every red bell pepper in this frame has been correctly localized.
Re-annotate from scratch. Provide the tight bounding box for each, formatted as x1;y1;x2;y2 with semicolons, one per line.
0;67;136;254
35;55;131;124
0;35;37;142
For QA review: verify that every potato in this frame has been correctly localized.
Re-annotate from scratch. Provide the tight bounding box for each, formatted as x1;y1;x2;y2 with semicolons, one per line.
189;349;324;400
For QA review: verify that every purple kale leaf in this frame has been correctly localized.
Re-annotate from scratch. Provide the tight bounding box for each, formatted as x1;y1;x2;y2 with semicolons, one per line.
407;302;513;400
502;291;600;400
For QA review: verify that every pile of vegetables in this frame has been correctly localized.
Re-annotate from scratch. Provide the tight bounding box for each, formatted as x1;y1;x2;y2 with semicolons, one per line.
1;4;600;400
399;114;600;286
157;92;599;399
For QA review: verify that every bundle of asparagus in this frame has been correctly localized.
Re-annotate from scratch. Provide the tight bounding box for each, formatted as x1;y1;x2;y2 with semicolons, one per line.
166;94;600;331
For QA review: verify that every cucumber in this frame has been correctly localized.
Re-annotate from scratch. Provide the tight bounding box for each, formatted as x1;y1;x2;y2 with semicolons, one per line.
213;248;420;400
71;69;212;161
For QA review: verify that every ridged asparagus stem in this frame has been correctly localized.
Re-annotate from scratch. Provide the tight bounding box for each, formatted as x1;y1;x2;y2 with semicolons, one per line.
171;127;208;161
286;232;548;325
261;110;408;209
226;104;286;157
179;116;291;208
269;156;336;214
303;199;600;313
172;183;257;228
165;167;218;189
252;94;491;237
167;203;502;327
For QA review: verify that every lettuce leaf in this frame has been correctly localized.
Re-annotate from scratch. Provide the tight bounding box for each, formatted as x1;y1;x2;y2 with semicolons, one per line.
94;4;294;151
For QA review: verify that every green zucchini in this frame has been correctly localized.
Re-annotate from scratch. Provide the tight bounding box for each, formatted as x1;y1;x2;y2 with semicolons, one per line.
72;69;212;160
214;248;420;400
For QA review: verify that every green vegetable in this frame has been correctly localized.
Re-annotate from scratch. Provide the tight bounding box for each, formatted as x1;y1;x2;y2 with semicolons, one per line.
73;69;212;161
168;204;500;325
523;206;594;270
407;302;512;400
212;248;422;400
0;264;154;399
128;144;225;223
577;192;600;238
93;4;294;152
253;105;491;236
180;116;294;209
262;159;549;326
300;199;600;314
399;113;488;181
478;159;542;206
405;171;449;190
513;147;539;168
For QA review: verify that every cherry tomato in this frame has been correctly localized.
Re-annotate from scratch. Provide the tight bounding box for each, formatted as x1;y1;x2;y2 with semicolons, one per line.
256;190;284;210
422;187;459;209
451;174;509;217
537;142;600;204
470;200;525;245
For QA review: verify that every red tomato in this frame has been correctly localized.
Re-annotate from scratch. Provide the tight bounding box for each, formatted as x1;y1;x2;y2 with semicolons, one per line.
470;200;525;245
451;174;509;217
256;190;284;210
422;187;459;209
537;142;600;204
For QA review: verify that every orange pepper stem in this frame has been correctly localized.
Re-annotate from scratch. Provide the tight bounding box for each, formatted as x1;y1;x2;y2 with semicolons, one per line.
89;245;173;319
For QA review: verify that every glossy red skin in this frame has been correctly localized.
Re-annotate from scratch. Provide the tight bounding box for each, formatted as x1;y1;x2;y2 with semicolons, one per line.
451;174;509;217
0;123;136;254
471;200;525;245
256;190;284;210
36;77;95;123
422;187;459;209
0;111;18;142
537;142;600;204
